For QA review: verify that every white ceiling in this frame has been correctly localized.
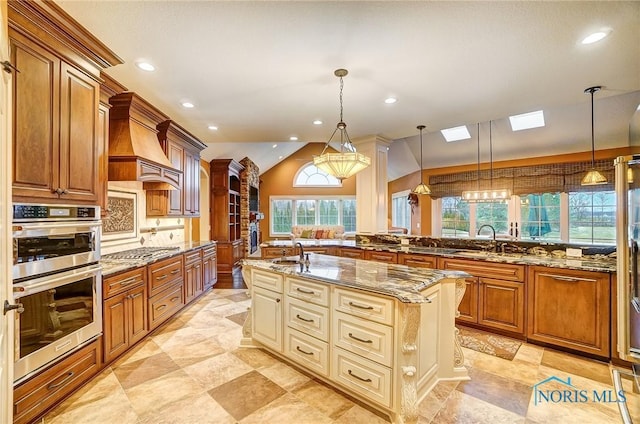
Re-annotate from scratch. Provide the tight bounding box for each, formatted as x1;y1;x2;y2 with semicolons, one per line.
56;1;640;180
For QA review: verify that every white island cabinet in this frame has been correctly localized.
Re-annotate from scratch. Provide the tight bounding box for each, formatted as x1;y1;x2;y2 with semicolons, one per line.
241;254;470;424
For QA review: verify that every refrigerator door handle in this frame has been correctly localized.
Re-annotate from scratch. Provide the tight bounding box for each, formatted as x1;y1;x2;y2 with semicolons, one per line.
633;297;640;314
632;240;639;298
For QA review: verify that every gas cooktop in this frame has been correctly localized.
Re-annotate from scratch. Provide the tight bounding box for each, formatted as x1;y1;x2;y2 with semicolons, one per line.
102;246;181;261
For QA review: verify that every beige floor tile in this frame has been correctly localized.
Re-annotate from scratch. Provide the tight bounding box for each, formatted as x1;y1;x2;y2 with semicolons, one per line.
466;351;541;386
116;337;163;366
258;360;311;391
182;351;253;390
136;392;235;424
514;343;545;365
240;392;333;423
124;369;204;416
291;379;356;419
332;403;391;424
231;347;282;369
432;390;527;423
113;352;180;389
457;366;532;416
162;336;226;367
45;389;137;424
541;348;611;385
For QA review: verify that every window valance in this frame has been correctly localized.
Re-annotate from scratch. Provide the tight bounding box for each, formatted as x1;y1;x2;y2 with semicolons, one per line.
428;159;614;198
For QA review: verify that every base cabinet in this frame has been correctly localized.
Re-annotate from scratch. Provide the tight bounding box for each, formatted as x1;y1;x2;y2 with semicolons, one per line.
184;248;204;304
252;270;284;350
202;244;218;290
148;255;185;330
527;266;611;357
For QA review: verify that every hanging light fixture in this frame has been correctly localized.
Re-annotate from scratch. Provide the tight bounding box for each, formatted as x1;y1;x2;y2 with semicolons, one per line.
313;69;371;181
461;121;511;203
581;86;607;185
412;125;431;195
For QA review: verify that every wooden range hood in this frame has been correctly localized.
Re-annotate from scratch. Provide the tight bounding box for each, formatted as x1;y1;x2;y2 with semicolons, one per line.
108;92;181;190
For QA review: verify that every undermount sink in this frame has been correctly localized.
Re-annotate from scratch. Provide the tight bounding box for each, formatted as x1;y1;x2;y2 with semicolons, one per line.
272;257;301;265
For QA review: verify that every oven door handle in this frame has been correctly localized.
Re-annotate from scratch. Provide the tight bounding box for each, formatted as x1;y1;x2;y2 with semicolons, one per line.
12;221;101;236
14;264;102;297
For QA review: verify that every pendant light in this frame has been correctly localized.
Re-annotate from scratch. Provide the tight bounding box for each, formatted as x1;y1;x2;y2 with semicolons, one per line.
313;69;371;181
412;125;431;195
461;121;511;202
581;86;607;185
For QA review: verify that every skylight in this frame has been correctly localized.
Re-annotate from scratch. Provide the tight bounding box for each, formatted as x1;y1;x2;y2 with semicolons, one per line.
441;126;471;142
509;110;545;131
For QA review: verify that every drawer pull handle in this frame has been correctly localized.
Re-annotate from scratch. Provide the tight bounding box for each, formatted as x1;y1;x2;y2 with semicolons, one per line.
539;273;595;283
296;287;315;295
296;346;314;355
171;270;180;275
156;275;168;281
348;301;374;310
296;314;314;323
119;277;138;286
156;305;167;311
347;369;372;383
348;333;373;344
170;296;180;302
47;371;74;389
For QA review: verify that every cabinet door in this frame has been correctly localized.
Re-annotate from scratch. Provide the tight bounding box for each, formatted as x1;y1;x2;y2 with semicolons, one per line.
59;62;100;202
456;277;478;324
97;104;109;217
252;286;283;351
167;140;184;215
184;150;200;215
128;284;148;346
184;261;197;304
193;261;204;298
103;293;128;364
478;278;524;334
527;267;610;357
203;253;217;290
10;34;59;200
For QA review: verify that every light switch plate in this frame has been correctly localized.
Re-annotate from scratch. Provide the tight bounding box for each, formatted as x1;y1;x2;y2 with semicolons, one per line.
400;238;410;245
566;248;582;258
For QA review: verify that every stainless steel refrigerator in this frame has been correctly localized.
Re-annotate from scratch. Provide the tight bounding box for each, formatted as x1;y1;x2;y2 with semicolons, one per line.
615;154;640;360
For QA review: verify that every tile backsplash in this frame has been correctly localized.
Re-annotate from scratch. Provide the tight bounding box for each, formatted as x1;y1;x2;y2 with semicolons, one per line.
101;181;187;255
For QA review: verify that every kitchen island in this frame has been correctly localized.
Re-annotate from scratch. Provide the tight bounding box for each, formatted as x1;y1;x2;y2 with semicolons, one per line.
241;254;470;424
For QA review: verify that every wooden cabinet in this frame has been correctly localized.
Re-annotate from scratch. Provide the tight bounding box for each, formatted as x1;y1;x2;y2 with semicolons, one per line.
202;244;218;290
146;120;206;217
364;250;398;264
338;247;365;259
8;1;121;204
184;248;204;304
262;246;295;259
13;338;102;424
527;266;610;357
147;255;185;330
439;257;525;336
398;253;438;269
252;269;284;351
102;267;148;364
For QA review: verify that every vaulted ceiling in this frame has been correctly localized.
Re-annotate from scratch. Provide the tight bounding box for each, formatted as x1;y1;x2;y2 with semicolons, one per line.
57;1;640;180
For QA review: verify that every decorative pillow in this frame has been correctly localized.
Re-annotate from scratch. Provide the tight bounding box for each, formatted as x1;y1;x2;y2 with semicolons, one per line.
327;230;335;239
300;229;313;238
315;229;325;239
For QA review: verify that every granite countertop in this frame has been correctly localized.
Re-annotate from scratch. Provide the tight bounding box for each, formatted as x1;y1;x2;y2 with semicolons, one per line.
259;239;616;273
242;254;469;304
100;240;216;277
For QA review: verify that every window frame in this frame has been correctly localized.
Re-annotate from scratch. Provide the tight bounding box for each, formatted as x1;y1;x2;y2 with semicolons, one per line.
391;190;411;234
269;195;357;237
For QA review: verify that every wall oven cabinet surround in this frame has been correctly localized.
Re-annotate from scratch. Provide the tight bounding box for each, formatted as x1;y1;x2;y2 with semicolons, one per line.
146;120;206;217
242;257;469;423
8;0;122;205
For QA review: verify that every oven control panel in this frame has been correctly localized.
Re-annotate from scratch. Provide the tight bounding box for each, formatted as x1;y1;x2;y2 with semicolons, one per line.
13;204;99;221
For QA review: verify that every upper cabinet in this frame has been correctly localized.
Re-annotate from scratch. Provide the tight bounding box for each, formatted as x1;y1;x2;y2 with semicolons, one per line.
146;121;206;217
8;0;122;204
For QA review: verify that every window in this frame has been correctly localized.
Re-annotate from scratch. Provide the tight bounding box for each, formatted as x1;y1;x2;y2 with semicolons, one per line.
437;190;615;245
294;163;341;187
270;196;356;236
391;191;411;232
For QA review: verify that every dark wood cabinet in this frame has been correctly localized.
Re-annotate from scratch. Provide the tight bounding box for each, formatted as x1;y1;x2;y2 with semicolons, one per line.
527;266;610;357
148;255;185;330
202;244;218;290
210;159;245;278
146;120;206;217
398;253;438;269
102;267;148;364
338;247;365;259
364;250;398;263
184;248;204;304
439;257;525;336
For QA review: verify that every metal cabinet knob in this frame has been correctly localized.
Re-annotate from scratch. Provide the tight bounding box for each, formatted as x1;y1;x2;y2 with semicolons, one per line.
3;300;24;315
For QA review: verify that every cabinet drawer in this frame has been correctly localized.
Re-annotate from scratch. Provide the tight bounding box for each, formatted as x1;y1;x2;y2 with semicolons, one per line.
285;296;329;342
286;277;329;307
103;267;145;298
332;348;391;408
252;269;283;293
334;288;394;325
148;255;184;297
149;283;184;330
14;339;101;424
339;248;365;259
398;253;438;269
364;250;397;263
284;328;329;377
333;311;393;367
202;245;217;258
184;248;202;265
439;257;525;282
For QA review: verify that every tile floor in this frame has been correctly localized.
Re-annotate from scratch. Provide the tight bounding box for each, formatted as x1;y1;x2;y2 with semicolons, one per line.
42;288;639;423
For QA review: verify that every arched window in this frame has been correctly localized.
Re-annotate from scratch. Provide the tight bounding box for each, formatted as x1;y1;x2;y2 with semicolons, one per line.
293;163;341;187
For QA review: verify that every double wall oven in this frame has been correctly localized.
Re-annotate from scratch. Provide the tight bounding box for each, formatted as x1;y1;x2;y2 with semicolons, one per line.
11;204;102;384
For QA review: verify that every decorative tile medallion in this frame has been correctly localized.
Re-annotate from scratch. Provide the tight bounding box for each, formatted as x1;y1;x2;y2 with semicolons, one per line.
103;190;138;241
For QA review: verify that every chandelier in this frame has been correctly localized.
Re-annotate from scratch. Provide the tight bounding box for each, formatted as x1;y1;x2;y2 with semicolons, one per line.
581;86;607;185
313;69;371;181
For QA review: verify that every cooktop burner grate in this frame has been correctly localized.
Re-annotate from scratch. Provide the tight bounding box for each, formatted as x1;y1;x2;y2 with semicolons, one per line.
103;246;181;260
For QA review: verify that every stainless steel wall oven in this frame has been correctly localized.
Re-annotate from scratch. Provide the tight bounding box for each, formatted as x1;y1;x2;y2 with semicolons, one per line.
11;204;102;384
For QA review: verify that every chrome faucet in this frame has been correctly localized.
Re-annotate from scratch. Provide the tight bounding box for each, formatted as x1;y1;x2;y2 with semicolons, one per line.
477;224;497;252
294;242;305;262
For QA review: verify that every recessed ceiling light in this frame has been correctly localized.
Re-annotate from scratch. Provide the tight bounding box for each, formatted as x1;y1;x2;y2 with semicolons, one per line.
384;97;397;104
207;125;218;130
290;136;298;141
272;144;278;149
136;61;155;71
278;156;283;160
313;120;323;125
509;110;545;131
441;125;471;142
181;102;195;108
581;29;612;45
637;104;640;111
